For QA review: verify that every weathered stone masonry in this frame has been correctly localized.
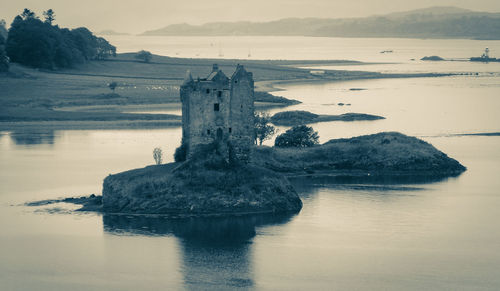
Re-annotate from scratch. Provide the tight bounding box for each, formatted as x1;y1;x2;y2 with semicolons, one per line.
180;64;255;162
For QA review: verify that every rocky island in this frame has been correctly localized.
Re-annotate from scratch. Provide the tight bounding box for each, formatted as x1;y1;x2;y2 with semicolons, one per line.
101;131;465;215
421;56;445;61
29;130;466;215
254;132;465;180
270;110;385;126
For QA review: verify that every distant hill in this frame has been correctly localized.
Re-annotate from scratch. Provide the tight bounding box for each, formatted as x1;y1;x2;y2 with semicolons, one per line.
383;6;473;18
142;6;500;39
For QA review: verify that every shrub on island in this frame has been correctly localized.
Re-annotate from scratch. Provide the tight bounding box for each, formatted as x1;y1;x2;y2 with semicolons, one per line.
275;125;319;148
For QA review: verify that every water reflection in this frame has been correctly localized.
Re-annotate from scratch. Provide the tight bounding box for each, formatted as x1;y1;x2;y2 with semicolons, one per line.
103;213;295;290
290;178;426;205
289;172;461;186
103;214;294;241
8;130;56;145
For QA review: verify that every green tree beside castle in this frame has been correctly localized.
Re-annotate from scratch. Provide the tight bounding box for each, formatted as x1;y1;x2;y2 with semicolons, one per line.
275;125;319;148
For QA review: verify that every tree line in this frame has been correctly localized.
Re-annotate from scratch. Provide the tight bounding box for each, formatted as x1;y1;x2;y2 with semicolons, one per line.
2;9;116;70
0;19;8;72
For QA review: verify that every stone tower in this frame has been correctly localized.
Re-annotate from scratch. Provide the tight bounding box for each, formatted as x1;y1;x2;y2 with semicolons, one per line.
180;64;255;162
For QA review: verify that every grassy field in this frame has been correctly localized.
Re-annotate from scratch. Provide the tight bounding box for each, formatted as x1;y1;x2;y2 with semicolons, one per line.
0;53;448;130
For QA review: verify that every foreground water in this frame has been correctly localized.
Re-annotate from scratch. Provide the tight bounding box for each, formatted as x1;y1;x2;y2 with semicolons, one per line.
1;37;500;290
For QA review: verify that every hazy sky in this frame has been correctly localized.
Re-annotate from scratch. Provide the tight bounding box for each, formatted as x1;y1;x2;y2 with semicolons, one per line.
2;0;500;34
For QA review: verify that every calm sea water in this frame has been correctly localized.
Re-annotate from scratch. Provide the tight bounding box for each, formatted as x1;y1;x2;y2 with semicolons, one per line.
1;37;500;290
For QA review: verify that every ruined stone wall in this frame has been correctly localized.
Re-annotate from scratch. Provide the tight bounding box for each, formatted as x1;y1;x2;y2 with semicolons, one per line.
181;80;231;158
229;69;254;162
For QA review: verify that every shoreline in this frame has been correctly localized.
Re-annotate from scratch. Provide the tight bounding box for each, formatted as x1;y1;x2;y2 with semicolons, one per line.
23;131;467;216
256;72;454;92
1;55;455;131
0;120;182;131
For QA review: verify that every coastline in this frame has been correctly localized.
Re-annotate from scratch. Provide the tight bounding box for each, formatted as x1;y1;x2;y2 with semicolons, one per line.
256;72;454;92
0;120;182;131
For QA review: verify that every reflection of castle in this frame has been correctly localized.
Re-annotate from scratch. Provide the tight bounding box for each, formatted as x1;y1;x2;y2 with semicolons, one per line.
103;213;295;289
180;64;254;162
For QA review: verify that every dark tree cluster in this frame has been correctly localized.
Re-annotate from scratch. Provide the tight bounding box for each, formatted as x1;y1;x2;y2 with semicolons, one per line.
5;9;116;69
0;20;8;72
0;34;8;72
174;143;188;162
275;125;319;148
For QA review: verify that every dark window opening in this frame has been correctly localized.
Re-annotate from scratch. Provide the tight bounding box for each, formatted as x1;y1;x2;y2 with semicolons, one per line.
207;129;211;135
214;103;220;111
206;89;210;94
240;105;243;109
234;80;238;84
217;91;222;97
229;128;232;133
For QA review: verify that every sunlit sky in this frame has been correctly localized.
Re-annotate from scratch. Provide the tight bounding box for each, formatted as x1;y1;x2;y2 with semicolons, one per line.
2;0;500;34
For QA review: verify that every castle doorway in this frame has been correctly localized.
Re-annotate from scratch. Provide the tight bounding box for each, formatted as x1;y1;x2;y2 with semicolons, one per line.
216;128;223;140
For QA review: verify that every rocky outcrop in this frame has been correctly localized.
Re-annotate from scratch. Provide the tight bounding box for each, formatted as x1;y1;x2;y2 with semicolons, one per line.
254;132;466;180
102;143;302;215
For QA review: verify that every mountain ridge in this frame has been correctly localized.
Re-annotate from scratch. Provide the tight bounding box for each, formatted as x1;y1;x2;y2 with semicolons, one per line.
141;6;500;39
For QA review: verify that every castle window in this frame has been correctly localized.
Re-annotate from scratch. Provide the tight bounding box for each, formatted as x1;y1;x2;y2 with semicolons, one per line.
217;91;222;97
234;80;238;84
206;89;210;94
214;103;220;111
229;128;232;133
207;129;211;135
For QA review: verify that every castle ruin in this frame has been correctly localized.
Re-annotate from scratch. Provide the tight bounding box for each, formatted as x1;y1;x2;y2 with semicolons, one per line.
180;64;255;162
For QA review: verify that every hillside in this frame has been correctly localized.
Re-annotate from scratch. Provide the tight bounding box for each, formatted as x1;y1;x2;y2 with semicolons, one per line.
142;6;500;39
